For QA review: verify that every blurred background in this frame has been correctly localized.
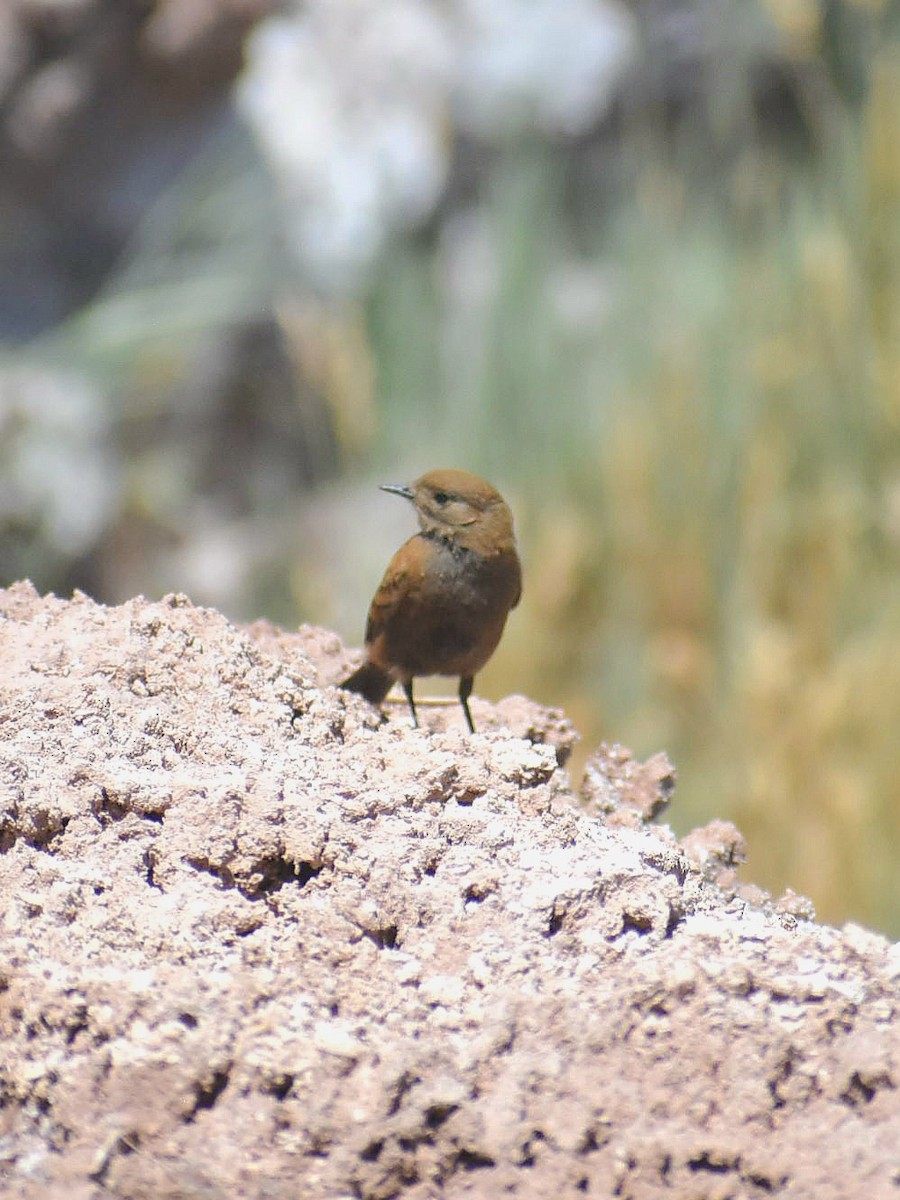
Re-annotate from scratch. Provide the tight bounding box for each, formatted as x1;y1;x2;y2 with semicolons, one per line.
1;0;898;934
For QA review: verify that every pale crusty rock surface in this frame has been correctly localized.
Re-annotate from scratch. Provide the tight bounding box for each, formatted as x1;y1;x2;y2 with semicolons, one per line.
0;582;898;1200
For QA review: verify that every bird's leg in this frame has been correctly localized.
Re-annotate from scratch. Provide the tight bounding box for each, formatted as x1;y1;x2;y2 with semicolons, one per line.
403;679;419;728
458;676;475;733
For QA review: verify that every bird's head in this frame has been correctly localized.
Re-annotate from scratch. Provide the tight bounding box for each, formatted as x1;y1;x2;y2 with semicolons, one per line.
381;468;516;551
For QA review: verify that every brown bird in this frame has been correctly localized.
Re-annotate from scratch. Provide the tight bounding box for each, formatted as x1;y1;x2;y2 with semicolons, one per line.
340;468;522;732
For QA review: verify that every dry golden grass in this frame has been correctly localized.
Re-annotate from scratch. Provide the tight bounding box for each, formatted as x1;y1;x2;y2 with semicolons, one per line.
365;8;900;933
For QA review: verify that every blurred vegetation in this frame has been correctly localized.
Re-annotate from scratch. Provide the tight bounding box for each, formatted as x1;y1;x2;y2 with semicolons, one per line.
361;0;900;933
2;0;898;933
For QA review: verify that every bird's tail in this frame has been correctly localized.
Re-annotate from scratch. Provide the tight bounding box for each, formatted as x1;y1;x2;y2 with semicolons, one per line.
339;661;394;705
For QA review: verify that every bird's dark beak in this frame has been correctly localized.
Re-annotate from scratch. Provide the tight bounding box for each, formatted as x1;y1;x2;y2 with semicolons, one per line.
380;483;415;501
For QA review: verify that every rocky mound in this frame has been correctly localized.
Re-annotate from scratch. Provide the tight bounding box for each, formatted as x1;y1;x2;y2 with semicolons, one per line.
0;582;897;1199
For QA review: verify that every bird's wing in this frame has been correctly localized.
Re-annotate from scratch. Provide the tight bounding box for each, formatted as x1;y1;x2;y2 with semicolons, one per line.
364;535;429;646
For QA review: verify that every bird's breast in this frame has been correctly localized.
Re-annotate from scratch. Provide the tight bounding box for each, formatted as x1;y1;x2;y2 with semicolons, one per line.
418;543;519;611
375;541;520;678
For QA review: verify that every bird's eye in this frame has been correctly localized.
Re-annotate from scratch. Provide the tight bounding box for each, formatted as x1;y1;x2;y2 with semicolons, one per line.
433;491;450;505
